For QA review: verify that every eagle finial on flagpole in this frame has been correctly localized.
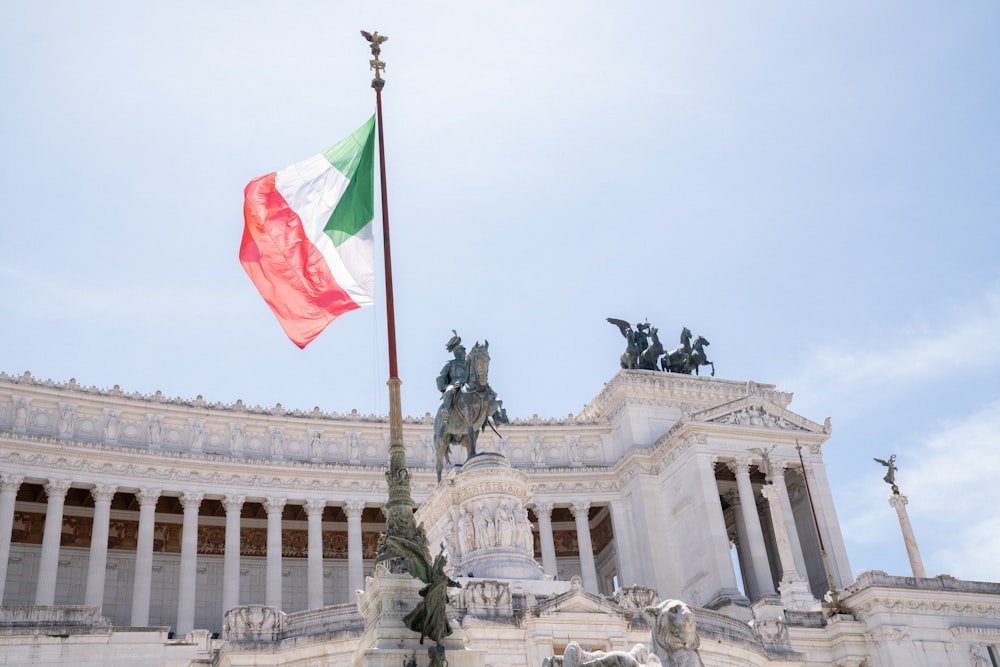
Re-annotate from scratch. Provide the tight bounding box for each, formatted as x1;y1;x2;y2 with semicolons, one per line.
361;30;389;89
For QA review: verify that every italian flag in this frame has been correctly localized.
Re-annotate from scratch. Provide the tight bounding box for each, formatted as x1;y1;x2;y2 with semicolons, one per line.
241;116;376;348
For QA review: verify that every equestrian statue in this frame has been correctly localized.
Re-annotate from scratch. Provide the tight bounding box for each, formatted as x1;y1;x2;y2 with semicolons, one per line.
433;332;508;482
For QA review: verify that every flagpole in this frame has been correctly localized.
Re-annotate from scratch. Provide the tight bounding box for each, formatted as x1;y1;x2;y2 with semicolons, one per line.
362;31;427;558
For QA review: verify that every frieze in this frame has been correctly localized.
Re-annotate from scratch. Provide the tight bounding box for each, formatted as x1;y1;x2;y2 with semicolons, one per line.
851;597;1000;620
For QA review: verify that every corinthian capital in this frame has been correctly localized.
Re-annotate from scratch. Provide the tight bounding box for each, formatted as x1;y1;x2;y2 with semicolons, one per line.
90;484;118;503
44;479;73;499
344;500;366;519
570;501;591;519
1;474;25;493
531;502;555;519
263;497;287;515
222;495;246;513
136;488;162;506
303;498;327;517
180;491;205;511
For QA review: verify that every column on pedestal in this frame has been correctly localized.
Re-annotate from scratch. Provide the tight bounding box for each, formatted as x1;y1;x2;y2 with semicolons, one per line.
345;501;366;600
801;457;853;587
769;465;809;579
35;478;72;605
531;502;558;578
222;495;245;613
570;501;599;594
693;454;741;597
264;497;286;610
0;474;25;603
84;484;117;607
304;498;326;610
729;459;776;598
759;483;800;584
131;488;161;626
176;491;204;636
889;493;926;578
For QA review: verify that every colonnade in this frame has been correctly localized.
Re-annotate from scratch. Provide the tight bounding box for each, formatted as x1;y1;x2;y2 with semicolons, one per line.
0;473;370;635
722;458;819;604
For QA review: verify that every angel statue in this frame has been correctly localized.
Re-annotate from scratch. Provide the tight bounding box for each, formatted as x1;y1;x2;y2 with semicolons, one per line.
873;454;897;486
608;318;649;370
381;536;461;648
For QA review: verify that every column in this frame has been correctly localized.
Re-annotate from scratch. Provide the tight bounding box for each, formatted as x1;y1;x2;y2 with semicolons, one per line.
761;483;817;611
694;454;741;598
345;501;366;600
264;497;286;609
729;459;775;597
304;498;326;610
84;484;117;607
131;488;161;626
35;478;72;605
0;474;25;603
175;491;203;636
889;493;926;578
571;501;599;594
769;465;809;579
607;498;635;587
800;458;853;587
222;495;245;613
532;502;558;577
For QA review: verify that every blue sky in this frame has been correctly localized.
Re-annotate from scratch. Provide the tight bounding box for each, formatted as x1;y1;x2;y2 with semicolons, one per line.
2;2;999;584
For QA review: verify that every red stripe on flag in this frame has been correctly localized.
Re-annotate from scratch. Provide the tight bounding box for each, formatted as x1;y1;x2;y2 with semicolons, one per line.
240;172;360;348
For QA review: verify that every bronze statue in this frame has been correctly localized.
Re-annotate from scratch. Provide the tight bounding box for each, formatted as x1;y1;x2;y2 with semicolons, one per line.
874;455;897;486
360;30;388;85
609;320;716;377
638;327;663;370
607;317;644;369
382;536;461;650
433;338;505;481
684;335;715;376
436;331;468;426
661;327;692;373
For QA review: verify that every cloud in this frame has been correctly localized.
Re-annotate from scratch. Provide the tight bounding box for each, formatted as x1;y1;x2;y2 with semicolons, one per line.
784;286;1000;416
905;398;1000;581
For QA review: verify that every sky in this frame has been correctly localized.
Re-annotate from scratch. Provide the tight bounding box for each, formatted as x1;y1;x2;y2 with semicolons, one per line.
2;2;999;585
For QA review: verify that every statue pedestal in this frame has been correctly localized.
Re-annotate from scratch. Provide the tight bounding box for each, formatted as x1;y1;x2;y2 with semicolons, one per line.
419;453;545;580
353;567;486;667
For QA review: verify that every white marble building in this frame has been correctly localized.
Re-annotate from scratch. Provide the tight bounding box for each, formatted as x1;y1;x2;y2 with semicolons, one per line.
1;369;998;666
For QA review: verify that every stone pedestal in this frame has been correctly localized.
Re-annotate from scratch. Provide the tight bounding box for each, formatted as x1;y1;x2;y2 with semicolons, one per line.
353;567;486;667
419;453;545;581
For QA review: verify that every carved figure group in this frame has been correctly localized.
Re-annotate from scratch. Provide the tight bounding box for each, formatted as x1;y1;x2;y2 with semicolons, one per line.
555;641;660;667
607;320;715;376
452;501;533;555
433;332;508;481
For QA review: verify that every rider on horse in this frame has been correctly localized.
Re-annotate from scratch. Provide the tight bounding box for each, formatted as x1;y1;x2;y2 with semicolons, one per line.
436;331;467;425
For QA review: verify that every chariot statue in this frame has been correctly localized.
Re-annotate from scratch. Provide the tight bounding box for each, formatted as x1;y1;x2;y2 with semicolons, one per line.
608;320;715;376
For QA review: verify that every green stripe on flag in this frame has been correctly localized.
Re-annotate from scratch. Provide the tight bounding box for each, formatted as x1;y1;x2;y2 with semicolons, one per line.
322;116;376;247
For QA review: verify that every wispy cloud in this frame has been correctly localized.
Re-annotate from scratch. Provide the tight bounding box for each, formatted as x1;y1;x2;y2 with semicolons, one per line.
784;286;1000;416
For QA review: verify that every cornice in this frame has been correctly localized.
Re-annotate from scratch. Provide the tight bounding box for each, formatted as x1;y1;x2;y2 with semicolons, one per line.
580;371;792;421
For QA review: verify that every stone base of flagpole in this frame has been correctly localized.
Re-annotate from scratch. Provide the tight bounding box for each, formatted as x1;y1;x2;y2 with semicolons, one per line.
352;565;485;667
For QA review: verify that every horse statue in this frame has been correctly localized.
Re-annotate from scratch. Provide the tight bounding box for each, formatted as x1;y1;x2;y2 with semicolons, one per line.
433;341;504;482
684;336;715;376
661;327;692;373
638;327;663;370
